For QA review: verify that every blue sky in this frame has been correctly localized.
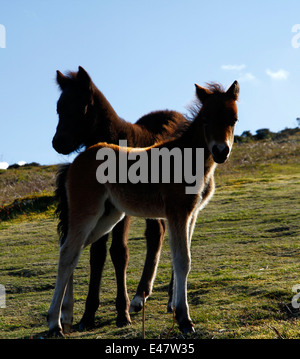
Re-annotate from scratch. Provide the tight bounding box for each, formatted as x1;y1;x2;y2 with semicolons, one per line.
0;0;300;166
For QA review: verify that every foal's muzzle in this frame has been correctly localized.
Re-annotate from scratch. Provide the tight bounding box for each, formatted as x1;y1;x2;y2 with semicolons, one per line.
52;134;77;155
212;143;230;164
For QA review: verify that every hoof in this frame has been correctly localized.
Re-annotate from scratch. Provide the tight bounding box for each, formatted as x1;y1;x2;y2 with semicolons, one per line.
62;323;72;334
79;321;94;331
129;295;144;313
79;313;96;331
116;314;132;328
78;322;87;332
178;319;195;334
48;326;64;338
166;302;173;313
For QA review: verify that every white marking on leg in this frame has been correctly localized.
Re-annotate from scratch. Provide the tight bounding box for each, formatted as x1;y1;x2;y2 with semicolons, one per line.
129;295;145;312
48;241;82;333
61;274;74;331
168;219;192;325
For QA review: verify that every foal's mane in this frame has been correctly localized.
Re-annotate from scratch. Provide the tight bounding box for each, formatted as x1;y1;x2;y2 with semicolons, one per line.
187;82;226;120
66;71;77;79
205;82;226;94
60;70;97;91
55;163;70;245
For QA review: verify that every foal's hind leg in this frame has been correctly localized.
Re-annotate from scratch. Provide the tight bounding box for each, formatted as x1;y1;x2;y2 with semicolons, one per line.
130;219;165;312
48;194;124;336
47;236;84;336
109;216;131;327
60;274;74;333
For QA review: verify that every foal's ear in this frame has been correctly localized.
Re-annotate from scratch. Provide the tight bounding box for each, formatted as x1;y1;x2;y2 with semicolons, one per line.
77;66;92;90
56;70;69;90
195;84;212;103
226;80;240;100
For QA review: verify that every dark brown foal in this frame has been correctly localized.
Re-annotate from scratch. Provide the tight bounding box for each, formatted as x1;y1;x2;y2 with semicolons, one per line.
53;66;189;330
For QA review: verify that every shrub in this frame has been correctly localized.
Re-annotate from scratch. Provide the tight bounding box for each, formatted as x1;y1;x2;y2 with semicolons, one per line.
0;195;55;220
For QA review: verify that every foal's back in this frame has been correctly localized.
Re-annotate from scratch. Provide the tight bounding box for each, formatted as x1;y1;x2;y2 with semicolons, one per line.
114;110;189;150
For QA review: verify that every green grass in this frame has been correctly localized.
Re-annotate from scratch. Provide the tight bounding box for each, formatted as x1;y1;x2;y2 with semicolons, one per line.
0;134;300;339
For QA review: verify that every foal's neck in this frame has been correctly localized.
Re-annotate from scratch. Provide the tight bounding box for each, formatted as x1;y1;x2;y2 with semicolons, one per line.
174;112;215;171
85;87;128;147
178;114;206;149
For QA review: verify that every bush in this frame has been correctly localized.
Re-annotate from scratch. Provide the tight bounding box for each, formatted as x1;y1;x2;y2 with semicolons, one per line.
234;130;254;143
8;162;40;170
255;128;273;140
0;195;55;220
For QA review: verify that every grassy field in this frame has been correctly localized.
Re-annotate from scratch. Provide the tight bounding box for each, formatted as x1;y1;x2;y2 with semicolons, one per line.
0;132;299;339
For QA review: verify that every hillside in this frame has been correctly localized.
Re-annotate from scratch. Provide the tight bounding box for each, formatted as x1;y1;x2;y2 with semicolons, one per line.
0;130;299;339
1;129;299;211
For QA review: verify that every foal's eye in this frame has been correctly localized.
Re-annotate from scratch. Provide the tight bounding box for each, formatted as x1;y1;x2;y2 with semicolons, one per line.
228;117;238;126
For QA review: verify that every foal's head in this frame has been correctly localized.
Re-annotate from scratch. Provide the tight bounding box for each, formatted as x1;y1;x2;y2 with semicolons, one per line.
52;66;95;154
195;81;239;164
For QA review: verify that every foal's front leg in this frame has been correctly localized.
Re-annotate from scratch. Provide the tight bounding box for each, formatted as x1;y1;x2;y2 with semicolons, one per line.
165;213;198;315
168;217;194;334
109;216;131;327
130;219;165;312
167;270;174;313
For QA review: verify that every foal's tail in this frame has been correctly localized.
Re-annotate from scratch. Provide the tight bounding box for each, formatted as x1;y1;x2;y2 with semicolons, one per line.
55;163;70;246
